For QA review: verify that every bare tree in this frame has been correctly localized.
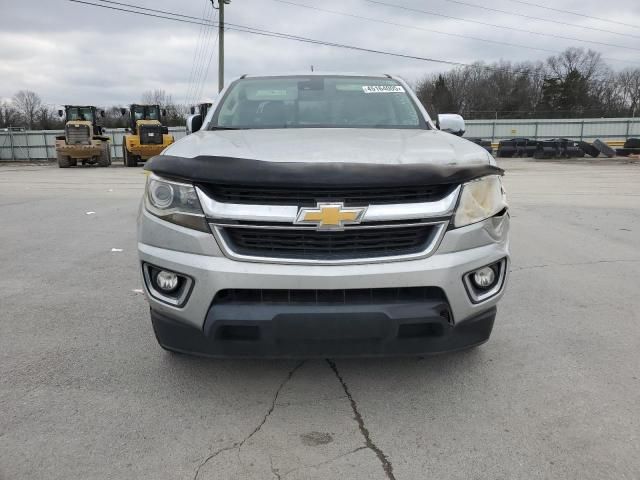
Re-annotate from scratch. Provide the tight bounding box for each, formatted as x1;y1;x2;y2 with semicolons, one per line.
547;48;607;83
0;101;21;128
12;90;42;129
140;89;187;126
141;89;173;109
37;106;65;130
618;69;640;117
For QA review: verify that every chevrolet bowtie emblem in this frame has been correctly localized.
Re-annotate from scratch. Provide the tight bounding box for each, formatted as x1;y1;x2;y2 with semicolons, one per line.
295;203;367;230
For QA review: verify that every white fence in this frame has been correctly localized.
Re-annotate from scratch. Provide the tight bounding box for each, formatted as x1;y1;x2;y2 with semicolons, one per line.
1;118;639;161
464;117;640;142
0;127;187;161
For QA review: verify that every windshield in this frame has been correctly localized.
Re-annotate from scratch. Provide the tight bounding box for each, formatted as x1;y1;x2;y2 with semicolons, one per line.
133;106;159;121
210;76;425;129
67;107;94;122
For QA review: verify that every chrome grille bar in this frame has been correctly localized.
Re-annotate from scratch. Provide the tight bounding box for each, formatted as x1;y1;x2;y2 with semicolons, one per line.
197;185;460;224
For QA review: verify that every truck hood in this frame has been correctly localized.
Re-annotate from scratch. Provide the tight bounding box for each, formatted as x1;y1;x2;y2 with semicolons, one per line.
164;128;493;166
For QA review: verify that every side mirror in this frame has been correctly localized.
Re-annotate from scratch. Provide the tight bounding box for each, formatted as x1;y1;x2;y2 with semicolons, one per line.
437;114;465;136
162;109;167;117
120;108;126;116
186;114;203;134
190;106;195;115
100;110;105;118
58;109;64;118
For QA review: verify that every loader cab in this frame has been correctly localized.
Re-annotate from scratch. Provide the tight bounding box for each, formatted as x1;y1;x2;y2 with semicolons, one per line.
61;105;105;136
65;106;96;123
126;104;163;134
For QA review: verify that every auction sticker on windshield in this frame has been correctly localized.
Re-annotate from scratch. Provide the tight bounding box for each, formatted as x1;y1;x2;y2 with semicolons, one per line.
362;85;405;93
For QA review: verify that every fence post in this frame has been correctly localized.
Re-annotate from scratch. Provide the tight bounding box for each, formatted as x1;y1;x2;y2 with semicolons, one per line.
25;132;31;160
534;121;539;140
580;121;585;141
9;130;15;161
625;119;631;139
43;131;49;160
491;121;496;142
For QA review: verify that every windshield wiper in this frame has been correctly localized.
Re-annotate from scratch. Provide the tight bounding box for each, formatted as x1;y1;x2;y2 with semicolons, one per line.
209;126;244;130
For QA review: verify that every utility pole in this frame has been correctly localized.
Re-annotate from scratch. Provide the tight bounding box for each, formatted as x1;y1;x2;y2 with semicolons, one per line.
218;0;227;93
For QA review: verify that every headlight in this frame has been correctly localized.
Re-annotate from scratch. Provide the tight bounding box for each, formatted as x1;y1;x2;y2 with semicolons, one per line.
453;175;507;228
144;174;208;232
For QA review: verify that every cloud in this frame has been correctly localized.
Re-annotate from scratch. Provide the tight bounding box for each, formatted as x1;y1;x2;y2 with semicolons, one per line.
2;0;639;106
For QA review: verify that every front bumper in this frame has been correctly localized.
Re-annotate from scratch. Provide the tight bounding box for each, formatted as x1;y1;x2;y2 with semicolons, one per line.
129;144;167;160
151;305;496;358
126;135;173;160
138;210;509;356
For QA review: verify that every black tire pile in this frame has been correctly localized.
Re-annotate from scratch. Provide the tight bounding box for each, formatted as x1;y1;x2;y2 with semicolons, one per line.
495;138;628;159
496;138;585;159
616;138;640;157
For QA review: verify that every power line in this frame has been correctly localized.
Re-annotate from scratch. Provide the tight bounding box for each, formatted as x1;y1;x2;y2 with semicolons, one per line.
184;0;211;105
433;0;640;40
64;0;528;74
276;0;640;60
65;0;629;80
189;4;218;105
89;0;208;21
188;1;215;105
363;0;640;41
194;12;220;102
500;0;640;31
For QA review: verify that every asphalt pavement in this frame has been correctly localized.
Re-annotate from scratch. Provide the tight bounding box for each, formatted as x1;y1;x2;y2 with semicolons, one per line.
1;158;639;480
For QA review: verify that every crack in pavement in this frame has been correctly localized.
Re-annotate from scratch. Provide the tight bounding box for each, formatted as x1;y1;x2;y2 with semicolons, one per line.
192;361;305;480
270;456;282;480
326;359;397;480
281;446;367;478
510;258;640;273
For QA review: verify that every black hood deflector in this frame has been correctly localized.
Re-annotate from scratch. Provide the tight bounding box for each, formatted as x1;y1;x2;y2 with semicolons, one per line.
145;155;503;187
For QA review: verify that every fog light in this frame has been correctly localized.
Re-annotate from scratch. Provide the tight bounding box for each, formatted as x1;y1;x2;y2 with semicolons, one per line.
472;266;496;289
155;270;179;292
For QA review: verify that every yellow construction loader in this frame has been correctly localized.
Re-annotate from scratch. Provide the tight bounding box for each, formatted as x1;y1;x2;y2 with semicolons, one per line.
55;106;111;168
121;104;174;167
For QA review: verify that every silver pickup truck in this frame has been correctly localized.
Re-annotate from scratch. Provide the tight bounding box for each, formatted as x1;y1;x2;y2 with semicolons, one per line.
138;73;510;357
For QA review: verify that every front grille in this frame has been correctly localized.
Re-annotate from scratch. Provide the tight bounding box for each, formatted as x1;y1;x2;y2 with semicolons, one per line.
139;125;163;145
220;224;438;260
65;124;90;145
213;287;447;305
199;183;454;207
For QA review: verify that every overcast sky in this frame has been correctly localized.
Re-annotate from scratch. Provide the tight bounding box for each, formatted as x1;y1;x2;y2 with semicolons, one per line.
2;0;639;107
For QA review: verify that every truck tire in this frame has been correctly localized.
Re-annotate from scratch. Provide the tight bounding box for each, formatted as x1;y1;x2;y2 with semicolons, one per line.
623;138;640;149
57;153;71;168
123;143;137;167
593;139;616;158
578;141;599;158
97;144;111;167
